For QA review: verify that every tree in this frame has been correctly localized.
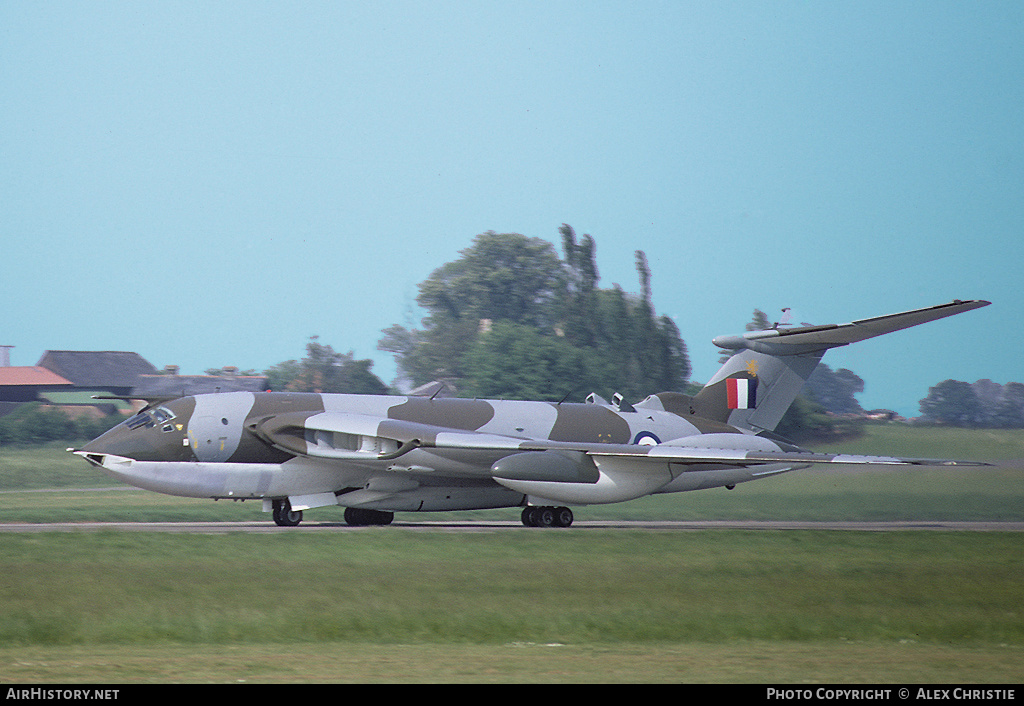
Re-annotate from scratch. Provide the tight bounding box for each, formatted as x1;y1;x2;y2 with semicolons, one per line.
382;232;567;387
972;379;1005;427
417;231;565;329
265;337;388;394
0;403;118;446
916;378;1024;429
380;227;691;400
747;309;771;332
460;321;607;401
992;382;1024;428
804;364;864;415
558;224;600;348
919;379;981;426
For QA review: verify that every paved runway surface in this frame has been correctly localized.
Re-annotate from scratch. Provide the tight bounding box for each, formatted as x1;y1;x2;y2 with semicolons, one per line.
1;520;1021;533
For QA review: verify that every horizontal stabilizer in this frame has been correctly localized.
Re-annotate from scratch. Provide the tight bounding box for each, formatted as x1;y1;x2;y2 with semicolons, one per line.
712;299;990;356
697;299;990;432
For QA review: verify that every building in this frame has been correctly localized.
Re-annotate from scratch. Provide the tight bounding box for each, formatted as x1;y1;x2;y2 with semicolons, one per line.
131;366;268;398
36;350;160;396
0;366;74;418
0;350;160;418
1;349;269;419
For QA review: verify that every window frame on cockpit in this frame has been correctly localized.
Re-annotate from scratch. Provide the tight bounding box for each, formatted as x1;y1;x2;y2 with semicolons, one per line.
125;406;177;432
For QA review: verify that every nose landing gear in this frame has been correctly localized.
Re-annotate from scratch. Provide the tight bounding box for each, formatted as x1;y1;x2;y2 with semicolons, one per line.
272;499;303;527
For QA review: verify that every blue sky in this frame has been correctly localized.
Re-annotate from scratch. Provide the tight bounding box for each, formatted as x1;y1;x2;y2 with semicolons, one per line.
2;1;1021;417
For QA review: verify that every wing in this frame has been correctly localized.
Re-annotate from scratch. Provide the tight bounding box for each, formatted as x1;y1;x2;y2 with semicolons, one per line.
588;433;990;467
250;411;987;506
250;411;987;468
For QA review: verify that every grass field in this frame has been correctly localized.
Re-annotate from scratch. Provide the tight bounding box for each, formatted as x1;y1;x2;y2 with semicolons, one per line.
0;531;1021;683
0;425;1022;683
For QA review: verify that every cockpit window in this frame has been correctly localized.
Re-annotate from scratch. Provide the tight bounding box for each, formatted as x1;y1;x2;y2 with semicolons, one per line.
125;407;176;431
152;407;176;423
125;412;154;430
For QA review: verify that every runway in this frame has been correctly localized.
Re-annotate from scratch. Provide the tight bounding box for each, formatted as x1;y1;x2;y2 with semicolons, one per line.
1;519;1022;533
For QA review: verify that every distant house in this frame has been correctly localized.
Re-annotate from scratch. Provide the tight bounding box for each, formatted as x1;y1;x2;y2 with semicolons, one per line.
2;351;269;419
0;366;74;418
132;367;268;399
34;350;161;417
37;351;159;396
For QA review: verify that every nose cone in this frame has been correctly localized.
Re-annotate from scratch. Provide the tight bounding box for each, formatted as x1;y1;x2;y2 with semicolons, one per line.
79;422;155;460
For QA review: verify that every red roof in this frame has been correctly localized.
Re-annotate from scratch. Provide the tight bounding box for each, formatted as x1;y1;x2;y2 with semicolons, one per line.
0;367;74;387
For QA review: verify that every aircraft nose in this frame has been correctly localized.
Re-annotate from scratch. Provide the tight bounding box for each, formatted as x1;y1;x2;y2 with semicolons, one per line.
77;399;194;462
79;422;141;458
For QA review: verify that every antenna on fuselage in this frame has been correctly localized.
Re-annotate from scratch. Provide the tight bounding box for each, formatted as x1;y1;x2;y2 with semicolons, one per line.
556;386;579;405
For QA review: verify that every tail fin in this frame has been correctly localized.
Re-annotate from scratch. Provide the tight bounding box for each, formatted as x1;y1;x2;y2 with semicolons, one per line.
692;299;990;432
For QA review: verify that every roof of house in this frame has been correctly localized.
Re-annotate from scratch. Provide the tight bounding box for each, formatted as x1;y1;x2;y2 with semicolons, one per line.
0;366;74;387
132;374;269;398
37;351;159;388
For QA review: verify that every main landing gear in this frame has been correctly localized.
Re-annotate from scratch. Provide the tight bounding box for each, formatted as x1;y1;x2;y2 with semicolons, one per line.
521;505;574;528
344;507;394;526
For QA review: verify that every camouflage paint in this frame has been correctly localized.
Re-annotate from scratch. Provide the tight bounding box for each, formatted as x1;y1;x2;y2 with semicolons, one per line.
75;300;990;520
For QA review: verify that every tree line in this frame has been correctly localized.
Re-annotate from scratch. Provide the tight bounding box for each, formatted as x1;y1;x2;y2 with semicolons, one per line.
918;379;1024;428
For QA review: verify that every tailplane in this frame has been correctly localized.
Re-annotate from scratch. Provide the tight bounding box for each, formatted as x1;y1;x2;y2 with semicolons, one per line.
691;299;989;432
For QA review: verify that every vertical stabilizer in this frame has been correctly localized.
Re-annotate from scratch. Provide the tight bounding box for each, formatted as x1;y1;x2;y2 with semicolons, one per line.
692;348;823;431
692;299;989;432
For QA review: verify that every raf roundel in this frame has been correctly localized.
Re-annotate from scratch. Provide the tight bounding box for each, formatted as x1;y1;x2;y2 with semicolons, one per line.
633;432;661;446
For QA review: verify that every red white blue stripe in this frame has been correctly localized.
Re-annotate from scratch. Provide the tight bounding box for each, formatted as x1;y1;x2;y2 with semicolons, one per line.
726;377;757;409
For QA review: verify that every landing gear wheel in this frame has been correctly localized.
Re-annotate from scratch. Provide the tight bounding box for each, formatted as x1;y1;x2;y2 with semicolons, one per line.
344;507;395;526
521;506;573;528
554;506;574;528
272;499;303;527
523;506;548;527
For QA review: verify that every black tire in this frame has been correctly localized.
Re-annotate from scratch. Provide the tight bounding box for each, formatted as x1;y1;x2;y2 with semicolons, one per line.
554;506;574;528
536;507;556;527
345;507;394;526
272;499;302;527
277;504;302;527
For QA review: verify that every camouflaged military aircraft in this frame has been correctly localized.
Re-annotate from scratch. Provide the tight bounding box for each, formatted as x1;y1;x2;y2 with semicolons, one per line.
74;299;989;527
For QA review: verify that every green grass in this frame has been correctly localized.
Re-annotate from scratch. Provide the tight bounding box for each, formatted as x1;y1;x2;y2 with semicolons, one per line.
0;531;1020;682
0;532;1020;646
4;635;1019;680
2;641;1019;684
0;444;115;491
809;422;1024;462
1;427;1022;682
